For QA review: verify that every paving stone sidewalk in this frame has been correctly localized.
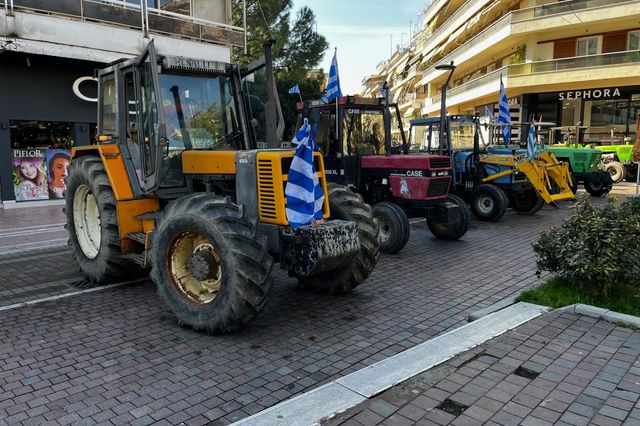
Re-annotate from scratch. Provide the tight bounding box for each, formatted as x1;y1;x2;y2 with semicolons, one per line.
325;310;640;426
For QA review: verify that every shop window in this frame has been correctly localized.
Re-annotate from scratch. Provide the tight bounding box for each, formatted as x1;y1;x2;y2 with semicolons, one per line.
583;99;628;143
9;120;74;202
576;36;601;56
628;31;640;50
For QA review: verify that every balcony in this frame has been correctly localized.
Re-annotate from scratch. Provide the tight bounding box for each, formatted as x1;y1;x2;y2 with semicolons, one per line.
1;0;241;62
424;50;640;114
420;0;638;86
2;0;242;45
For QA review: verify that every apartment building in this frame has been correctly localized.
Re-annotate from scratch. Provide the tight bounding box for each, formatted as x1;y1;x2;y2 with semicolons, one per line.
0;0;239;206
363;0;640;145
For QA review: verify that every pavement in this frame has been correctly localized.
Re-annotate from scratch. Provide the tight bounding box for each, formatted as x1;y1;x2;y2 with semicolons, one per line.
0;204;67;255
0;183;637;425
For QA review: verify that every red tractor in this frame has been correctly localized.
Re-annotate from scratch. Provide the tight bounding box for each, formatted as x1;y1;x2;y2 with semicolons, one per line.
296;96;469;253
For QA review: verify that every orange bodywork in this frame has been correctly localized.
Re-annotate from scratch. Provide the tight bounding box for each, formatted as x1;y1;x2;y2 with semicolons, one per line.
72;145;159;253
182;151;237;174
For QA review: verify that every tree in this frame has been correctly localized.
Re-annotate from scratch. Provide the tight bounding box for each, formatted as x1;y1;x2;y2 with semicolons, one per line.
232;0;328;138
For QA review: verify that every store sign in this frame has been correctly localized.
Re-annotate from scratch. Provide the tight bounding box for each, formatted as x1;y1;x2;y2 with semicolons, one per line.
559;88;621;101
72;76;98;102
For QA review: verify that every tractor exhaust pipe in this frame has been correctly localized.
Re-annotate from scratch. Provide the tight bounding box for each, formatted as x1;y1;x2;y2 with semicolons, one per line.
264;40;278;149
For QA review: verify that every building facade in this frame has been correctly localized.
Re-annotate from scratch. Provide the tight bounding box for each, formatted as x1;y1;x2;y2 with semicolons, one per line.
0;0;240;206
362;0;640;145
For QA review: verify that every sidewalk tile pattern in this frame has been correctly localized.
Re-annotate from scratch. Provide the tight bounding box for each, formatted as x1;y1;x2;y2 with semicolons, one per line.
324;311;640;426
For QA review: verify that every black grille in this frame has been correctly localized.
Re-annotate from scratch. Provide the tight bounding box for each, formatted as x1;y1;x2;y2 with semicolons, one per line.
429;157;451;169
427;178;450;198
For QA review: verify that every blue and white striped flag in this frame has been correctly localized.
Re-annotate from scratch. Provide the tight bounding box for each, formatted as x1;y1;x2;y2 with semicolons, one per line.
288;84;300;95
527;121;537;160
285;118;325;227
498;76;511;146
324;50;342;103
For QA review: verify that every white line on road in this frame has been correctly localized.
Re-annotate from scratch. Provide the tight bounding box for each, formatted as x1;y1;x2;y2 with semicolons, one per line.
0;228;66;239
0;278;149;313
0;223;65;233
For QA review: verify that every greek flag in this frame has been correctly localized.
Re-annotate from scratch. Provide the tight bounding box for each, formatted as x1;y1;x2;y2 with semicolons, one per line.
498;76;511;146
285;118;325;227
288;84;300;95
324;50;342;103
527;121;537;160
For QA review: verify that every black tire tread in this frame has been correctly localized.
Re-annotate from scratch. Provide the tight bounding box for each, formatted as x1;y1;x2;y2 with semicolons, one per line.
373;201;410;254
150;193;273;333
65;155;130;282
470;184;507;222
427;194;470;240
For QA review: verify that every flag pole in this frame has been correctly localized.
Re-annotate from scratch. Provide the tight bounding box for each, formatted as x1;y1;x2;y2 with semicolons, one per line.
335;47;339;145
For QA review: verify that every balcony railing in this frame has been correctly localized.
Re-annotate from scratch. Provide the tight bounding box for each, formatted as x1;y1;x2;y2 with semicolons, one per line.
511;0;635;22
1;0;243;47
429;50;640;105
509;50;640;75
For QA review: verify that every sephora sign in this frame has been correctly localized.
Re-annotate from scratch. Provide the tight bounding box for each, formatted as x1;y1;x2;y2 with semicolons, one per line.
558;88;621;101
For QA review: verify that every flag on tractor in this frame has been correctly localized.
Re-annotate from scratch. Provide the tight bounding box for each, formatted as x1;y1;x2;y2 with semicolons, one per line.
288;84;300;95
285;118;325;227
324;50;342;103
527;120;537;160
498;76;511;146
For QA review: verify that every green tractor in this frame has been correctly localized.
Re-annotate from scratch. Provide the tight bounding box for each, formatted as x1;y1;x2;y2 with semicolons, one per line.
596;144;635;183
545;126;613;196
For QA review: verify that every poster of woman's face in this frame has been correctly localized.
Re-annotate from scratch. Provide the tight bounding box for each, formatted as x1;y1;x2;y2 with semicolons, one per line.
12;150;49;201
45;149;71;199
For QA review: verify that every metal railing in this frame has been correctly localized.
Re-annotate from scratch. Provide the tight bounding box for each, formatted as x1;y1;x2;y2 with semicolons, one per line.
420;0;486;57
2;0;243;47
509;50;640;75
429;50;640;104
511;0;636;22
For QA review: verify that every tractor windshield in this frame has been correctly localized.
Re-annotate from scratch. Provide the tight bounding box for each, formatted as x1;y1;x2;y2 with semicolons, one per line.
409;123;439;152
448;118;476;150
345;108;385;155
159;73;240;151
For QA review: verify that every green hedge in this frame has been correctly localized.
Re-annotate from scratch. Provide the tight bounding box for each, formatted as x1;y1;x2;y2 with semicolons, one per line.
533;195;640;297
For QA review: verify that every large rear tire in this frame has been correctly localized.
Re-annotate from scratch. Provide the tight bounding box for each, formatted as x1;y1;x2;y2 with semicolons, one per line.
605;161;625;183
427;194;470;240
470;184;507;221
373;201;410;254
510;189;544;215
65;155;130;282
297;184;380;294
150;194;273;333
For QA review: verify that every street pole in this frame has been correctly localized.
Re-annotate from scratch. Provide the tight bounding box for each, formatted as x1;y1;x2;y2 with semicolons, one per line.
435;61;456;156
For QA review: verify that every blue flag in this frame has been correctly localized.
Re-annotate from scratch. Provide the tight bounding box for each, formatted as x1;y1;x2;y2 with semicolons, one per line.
288;84;300;95
324;50;342;103
285;118;325;227
498;76;511;146
527;121;537;160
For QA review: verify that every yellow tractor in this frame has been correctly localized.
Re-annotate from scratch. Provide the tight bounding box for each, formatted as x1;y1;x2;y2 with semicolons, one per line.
66;42;379;333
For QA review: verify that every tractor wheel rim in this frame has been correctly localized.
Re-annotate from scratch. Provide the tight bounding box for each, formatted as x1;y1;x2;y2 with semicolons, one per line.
73;184;101;259
167;231;222;307
477;195;494;215
376;215;392;245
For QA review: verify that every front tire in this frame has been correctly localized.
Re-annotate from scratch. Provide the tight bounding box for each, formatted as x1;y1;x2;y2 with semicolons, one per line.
150;194;273;333
605;161;625;183
427;194;470;240
470;184;507;221
373;201;410;254
584;173;613;197
65;155;130;282
297;184;380;294
510;189;544;215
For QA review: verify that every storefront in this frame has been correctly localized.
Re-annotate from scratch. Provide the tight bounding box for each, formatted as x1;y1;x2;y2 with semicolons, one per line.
522;86;640;145
0;52;100;205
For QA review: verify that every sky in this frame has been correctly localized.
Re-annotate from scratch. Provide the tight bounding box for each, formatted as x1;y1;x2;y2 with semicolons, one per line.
291;0;427;95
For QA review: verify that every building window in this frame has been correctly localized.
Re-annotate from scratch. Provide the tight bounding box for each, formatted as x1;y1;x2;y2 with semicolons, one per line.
576;36;601;56
628;31;640;50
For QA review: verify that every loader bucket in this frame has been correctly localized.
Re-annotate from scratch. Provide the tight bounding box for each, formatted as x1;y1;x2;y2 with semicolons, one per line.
516;151;575;204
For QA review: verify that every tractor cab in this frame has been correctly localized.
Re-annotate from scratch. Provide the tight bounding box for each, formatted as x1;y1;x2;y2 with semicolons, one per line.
297;96;469;254
295;96;406;186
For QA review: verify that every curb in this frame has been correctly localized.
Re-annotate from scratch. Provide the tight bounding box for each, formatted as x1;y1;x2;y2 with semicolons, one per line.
559;303;640;328
467;296;517;321
232;302;549;426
